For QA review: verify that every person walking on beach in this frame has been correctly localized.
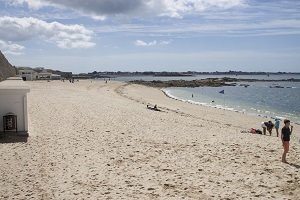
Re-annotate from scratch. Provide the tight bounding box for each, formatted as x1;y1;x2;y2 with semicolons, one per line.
275;118;280;137
281;119;293;163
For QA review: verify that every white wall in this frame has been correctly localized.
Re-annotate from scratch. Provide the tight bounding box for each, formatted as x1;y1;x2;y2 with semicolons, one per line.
19;70;37;81
0;80;30;133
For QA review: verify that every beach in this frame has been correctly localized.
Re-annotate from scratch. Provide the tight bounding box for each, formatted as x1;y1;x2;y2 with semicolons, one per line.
0;80;299;199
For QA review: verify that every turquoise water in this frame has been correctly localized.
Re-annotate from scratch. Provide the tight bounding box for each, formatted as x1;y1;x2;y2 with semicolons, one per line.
163;81;300;124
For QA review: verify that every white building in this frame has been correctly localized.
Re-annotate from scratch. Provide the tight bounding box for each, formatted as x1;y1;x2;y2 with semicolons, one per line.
51;74;61;80
19;69;62;81
37;72;52;80
19;69;38;81
0;77;30;135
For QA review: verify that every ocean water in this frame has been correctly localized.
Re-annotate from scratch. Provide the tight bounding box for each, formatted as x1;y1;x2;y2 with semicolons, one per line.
162;81;300;124
110;74;300;124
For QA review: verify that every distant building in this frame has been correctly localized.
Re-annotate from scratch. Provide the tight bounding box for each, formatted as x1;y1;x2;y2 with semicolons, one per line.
18;68;66;81
37;72;51;80
51;71;72;79
18;69;38;81
51;74;61;80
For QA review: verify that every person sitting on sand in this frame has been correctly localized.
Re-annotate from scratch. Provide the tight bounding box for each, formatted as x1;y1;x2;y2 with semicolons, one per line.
261;121;274;135
250;128;262;134
147;104;161;112
281;119;293;163
275;118;281;137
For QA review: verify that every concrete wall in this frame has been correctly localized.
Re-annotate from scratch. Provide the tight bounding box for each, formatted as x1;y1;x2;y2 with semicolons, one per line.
0;79;30;134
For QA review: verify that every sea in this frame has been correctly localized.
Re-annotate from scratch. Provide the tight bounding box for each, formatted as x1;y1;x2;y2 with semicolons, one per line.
113;74;300;124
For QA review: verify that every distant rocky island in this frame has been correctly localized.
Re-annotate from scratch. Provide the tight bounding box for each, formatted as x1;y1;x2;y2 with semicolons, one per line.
75;70;300;79
130;77;300;88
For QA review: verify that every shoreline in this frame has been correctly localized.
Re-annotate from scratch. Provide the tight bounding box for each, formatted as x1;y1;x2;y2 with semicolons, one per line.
120;81;300;138
161;87;300;125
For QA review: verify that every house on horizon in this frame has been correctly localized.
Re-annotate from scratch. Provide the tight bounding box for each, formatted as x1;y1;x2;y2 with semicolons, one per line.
18;69;38;81
37;71;52;80
51;74;61;80
19;69;64;81
38;71;62;80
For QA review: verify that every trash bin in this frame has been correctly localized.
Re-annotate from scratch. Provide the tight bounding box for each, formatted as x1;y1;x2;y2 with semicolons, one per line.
3;113;17;132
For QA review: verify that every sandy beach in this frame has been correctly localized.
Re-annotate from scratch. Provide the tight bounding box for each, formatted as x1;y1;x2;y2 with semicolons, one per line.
0;80;299;200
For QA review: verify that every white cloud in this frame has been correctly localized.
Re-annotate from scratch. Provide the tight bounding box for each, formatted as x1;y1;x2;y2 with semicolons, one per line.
6;0;245;19
134;39;172;47
6;0;49;9
159;40;172;45
95;19;300;37
155;0;245;18
0;40;25;55
134;40;157;46
0;16;95;49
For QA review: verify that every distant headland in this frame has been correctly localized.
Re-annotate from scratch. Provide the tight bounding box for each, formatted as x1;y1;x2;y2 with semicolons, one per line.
9;65;300;81
129;77;300;88
76;70;300;79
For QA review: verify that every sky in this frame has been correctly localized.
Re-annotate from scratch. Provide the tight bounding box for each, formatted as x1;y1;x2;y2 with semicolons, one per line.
0;0;300;73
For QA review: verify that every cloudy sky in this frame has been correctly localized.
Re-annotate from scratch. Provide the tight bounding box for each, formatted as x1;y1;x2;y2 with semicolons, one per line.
0;0;299;73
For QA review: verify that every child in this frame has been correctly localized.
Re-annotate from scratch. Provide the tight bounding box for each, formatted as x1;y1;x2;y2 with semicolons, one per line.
281;119;293;163
275;118;280;137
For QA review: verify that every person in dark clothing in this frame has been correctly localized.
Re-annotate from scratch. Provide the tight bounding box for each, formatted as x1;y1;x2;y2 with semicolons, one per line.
147;104;161;112
261;121;274;135
281;119;293;163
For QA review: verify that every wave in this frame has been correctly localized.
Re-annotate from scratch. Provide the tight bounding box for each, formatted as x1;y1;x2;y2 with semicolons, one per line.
162;88;240;113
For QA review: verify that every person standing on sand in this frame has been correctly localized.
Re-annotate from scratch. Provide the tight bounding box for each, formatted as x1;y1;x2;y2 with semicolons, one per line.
275;118;280;137
281;119;293;163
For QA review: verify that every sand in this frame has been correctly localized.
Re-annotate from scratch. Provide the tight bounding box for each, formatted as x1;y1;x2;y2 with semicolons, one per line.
0;80;299;200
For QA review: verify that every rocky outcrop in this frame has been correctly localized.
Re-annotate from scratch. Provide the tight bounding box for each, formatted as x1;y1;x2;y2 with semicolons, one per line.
130;77;300;88
0;51;16;81
130;79;237;88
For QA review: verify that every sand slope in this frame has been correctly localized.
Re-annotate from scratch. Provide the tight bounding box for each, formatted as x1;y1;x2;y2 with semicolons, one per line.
0;80;299;200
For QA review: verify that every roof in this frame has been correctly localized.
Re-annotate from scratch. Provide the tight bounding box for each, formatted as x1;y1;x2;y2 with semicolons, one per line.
0;79;30;93
19;69;35;72
51;74;61;77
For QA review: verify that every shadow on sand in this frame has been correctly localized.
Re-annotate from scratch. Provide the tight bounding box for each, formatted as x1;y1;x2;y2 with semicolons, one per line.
0;133;28;143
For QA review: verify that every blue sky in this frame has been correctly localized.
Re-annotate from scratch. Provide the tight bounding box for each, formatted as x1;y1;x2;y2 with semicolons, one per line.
0;0;299;73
